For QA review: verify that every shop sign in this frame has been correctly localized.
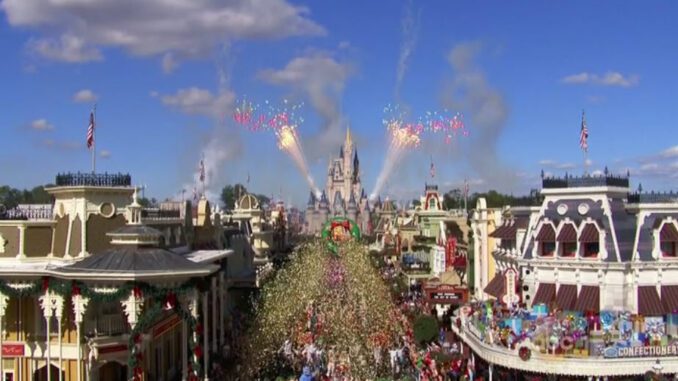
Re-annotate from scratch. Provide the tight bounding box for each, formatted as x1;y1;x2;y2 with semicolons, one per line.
502;268;519;305
2;344;24;357
604;344;678;358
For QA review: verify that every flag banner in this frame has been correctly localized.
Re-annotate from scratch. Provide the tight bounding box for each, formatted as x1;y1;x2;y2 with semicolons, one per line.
580;113;589;152
86;111;95;149
199;159;206;182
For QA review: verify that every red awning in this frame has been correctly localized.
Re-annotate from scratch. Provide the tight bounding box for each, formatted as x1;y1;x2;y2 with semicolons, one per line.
555;284;578;310
638;286;664;316
574;286;600;312
661;223;678;242
489;224;508;238
484;273;506;298
536;225;556;241
662;285;678;314
557;224;577;242
532;283;556;305
579;223;600;243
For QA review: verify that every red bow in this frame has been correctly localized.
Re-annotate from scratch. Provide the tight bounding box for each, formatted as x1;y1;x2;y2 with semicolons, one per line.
330;220;350;230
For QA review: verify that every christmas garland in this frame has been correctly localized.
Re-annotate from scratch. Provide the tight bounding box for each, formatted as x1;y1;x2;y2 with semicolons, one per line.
0;277;206;380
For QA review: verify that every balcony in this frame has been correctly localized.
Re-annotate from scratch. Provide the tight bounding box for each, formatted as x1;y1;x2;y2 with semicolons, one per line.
542;173;629;189
55;172;132;187
627;191;678;204
0;204;53;220
83;315;129;337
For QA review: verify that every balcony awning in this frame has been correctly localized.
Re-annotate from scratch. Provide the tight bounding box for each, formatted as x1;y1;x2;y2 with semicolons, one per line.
557;224;577;242
532;283;556;305
574;285;600;313
489;224;509;239
662;285;678;314
579;223;599;243
661;223;678;242
484;273;506;299
536;225;556;241
555;284;578;310
637;286;664;316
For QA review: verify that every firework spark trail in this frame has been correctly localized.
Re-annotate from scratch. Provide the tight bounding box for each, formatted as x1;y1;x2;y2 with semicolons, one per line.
276;125;321;197
233;98;321;197
370;104;468;199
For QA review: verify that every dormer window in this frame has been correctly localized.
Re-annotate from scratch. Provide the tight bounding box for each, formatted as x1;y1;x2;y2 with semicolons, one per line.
536;224;556;257
557;224;577;258
660;223;678;258
579;223;600;258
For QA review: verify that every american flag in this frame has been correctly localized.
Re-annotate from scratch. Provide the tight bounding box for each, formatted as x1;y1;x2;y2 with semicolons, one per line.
86;110;95;149
579;111;589;152
198;159;205;182
430;158;435;178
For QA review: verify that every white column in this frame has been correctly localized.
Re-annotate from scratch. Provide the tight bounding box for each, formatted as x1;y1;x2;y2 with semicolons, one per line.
187;291;199;381
39;292;62;381
0;291;9;378
55;302;64;381
211;278;217;352
73;295;90;381
219;272;225;348
202;292;210;381
488;363;493;381
17;225;26;259
181;320;188;381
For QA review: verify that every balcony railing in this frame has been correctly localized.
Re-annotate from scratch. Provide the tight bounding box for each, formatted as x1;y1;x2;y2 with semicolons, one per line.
0;204;53;220
141;208;181;219
83;315;129;337
627;191;678;204
55;172;132;187
542;174;629;189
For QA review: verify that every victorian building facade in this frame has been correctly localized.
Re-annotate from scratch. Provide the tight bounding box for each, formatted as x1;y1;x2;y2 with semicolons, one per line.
0;172;255;381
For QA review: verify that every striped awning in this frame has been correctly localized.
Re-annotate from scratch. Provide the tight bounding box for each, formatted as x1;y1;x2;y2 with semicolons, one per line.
536;225;556;241
555;284;578;310
579;223;599;243
661;223;678;242
489;224;508;239
532;283;556;305
574;285;600;313
662;285;678;314
484;273;506;298
557;224;577;242
638;286;664;316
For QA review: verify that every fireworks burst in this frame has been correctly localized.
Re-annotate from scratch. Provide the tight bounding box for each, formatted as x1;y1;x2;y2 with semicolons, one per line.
233;98;320;196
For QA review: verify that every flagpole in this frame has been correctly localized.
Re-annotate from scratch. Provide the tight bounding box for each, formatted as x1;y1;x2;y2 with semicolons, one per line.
582;110;589;176
92;104;97;174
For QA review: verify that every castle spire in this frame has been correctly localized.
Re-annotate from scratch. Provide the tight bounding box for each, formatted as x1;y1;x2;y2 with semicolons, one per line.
345;126;351;147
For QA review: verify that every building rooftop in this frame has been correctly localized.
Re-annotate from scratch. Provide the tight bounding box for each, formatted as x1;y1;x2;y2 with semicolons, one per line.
54;172;132;187
541;172;629;189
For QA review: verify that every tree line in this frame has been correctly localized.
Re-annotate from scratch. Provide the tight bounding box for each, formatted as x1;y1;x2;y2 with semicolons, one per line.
220;184;271;210
0;185;52;209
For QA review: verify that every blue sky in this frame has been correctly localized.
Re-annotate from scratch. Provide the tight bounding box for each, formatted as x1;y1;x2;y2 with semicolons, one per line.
1;0;677;206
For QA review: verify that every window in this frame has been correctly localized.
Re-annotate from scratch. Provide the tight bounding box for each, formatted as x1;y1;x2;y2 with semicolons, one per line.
661;241;677;257
428;198;437;210
583;242;599;258
561;242;576;257
540;242;555;257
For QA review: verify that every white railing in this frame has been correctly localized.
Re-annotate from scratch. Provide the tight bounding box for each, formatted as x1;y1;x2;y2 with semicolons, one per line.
84;315;129;337
453;321;678;377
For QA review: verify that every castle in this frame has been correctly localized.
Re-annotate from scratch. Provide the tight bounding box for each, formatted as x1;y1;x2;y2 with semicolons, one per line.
305;128;374;234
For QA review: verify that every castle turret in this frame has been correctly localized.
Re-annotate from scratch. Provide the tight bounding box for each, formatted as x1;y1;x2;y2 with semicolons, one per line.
347;191;358;221
307;191;316;210
333;192;345;216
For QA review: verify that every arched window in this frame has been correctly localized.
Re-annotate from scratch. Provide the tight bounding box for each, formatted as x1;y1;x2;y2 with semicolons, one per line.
536;224;556;257
557;223;577;258
579;223;600;258
660;222;678;258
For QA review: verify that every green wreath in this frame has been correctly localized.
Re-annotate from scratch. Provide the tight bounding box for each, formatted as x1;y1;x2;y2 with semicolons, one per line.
320;217;361;255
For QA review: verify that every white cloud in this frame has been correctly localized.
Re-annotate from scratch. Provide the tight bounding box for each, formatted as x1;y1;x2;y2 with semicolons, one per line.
160;87;235;118
561;71;639;87
538;159;577;170
661;145;678;158
590;169;604;176
258;51;353;161
162;52;179;74
3;0;324;63
28;118;53;131
99;150;111;159
27;34;102;63
72;89;98;103
41;139;81;150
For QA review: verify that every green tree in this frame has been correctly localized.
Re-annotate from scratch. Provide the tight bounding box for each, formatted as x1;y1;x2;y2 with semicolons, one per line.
413;314;439;344
220;184;248;209
443;188;463;210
